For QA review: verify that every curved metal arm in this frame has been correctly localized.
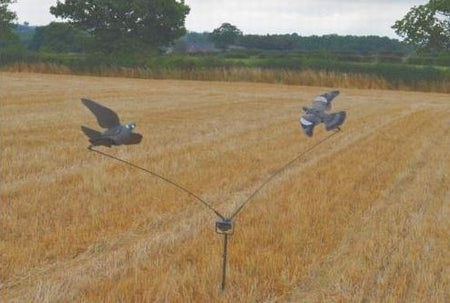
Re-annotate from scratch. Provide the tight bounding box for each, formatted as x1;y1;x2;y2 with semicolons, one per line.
229;130;341;220
89;147;226;220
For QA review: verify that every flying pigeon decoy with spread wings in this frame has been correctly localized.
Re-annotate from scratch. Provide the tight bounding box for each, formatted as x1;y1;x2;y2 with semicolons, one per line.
299;90;346;137
81;98;142;148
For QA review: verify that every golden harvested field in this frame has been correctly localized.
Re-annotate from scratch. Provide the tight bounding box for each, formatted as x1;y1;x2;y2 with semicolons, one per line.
1;72;449;302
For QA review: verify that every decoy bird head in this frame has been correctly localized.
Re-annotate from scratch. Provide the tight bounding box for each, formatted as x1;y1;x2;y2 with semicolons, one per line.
125;122;136;130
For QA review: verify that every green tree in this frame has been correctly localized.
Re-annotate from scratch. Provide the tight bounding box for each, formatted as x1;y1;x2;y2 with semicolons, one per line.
210;23;242;49
0;0;17;40
29;22;88;53
392;0;450;52
50;0;190;53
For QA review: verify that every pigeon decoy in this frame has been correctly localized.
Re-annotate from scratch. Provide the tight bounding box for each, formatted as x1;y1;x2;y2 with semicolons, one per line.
81;98;143;148
299;90;346;137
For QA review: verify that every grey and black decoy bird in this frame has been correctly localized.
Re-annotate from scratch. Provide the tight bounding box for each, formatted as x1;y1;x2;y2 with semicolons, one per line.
81;98;143;148
299;90;346;137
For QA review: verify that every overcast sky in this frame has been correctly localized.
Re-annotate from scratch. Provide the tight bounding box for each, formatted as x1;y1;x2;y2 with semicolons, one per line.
11;0;428;38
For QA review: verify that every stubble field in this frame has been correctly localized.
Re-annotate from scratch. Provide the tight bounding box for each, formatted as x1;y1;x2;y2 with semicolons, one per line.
1;72;449;302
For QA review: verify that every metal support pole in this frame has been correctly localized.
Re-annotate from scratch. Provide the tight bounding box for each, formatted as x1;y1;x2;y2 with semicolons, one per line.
216;219;233;291
221;233;229;291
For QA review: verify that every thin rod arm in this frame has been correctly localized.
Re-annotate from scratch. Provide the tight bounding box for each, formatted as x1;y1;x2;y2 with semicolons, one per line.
89;148;226;220
230;130;340;220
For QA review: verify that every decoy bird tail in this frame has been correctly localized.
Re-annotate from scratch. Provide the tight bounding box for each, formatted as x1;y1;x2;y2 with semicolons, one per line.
81;126;113;147
81;126;101;140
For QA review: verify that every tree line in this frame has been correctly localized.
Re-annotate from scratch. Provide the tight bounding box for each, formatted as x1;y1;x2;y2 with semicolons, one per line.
1;0;448;58
11;24;413;55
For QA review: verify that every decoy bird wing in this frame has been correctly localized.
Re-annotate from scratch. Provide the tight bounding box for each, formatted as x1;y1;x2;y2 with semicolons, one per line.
302;113;322;124
81;98;121;129
300;114;321;137
125;133;143;145
312;90;340;112
324;111;347;131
